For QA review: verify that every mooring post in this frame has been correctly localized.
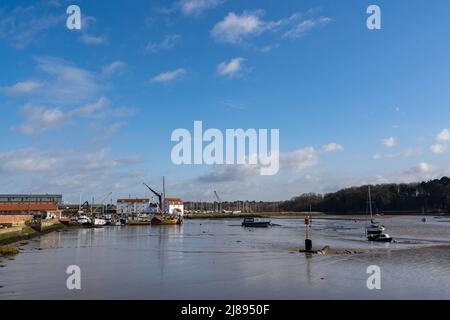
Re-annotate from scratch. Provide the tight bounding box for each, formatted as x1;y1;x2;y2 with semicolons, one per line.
305;216;312;251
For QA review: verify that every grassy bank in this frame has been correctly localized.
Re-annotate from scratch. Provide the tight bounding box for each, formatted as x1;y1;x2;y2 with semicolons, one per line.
0;245;20;256
0;222;66;246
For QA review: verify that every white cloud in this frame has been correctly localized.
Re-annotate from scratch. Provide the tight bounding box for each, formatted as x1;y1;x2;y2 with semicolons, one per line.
322;143;343;152
283;16;331;39
146;34;181;53
211;10;332;45
0;147;145;201
0;6;63;49
34;56;100;104
101;61;127;77
179;0;222;16
436;128;450;142
381;136;396;147
428;129;450;155
1;81;41;95
217;57;246;77
80;34;108;45
12;97;135;135
70;97;109;118
0;148;60;173
281;147;320;173
151;68;187;83
431;144;447;154
12;104;67;135
211;11;267;44
196;143;341;183
372;148;422;160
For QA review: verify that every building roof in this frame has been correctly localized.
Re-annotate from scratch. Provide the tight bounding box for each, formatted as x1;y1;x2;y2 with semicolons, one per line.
117;198;149;203
0;203;59;212
165;198;183;204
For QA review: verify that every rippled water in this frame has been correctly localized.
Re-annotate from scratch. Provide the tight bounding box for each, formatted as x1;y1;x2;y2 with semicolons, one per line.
1;216;449;299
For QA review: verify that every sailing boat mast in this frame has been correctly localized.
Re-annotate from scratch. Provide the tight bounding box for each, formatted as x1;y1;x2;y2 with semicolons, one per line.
162;176;166;213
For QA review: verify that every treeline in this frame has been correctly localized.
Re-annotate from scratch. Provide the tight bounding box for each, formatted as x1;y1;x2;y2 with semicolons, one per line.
186;177;450;215
279;177;450;214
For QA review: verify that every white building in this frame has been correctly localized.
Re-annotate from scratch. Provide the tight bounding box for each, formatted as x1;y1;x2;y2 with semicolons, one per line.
117;199;149;215
164;198;184;216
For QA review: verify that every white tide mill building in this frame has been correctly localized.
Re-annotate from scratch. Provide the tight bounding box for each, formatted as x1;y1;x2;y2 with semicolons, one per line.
164;198;184;216
117;198;149;214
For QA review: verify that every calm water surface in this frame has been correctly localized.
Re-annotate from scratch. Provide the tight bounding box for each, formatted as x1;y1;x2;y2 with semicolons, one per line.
1;216;449;299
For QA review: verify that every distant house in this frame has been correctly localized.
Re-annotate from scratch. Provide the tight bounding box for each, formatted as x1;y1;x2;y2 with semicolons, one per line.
164;198;184;216
117;198;150;214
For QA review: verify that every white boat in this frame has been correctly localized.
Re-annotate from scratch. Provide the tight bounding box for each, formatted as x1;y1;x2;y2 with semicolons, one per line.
368;233;393;243
365;186;393;242
108;220;122;226
366;221;385;234
92;218;107;227
72;215;92;226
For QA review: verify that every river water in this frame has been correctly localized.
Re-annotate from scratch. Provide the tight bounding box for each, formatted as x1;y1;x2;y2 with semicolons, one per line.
1;216;449;299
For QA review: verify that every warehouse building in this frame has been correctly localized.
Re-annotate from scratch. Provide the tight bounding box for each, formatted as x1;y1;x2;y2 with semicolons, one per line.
0;194;63;226
0;194;63;205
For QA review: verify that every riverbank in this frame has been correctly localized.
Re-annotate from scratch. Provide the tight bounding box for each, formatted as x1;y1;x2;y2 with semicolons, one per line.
0;222;66;246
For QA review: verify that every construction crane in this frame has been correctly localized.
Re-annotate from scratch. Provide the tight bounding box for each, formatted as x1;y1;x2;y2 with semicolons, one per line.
214;190;222;213
143;182;163;213
92;192;112;216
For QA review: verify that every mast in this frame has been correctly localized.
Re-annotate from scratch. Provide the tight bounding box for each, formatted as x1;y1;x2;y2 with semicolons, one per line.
162;176;166;213
368;185;373;220
143;182;162;213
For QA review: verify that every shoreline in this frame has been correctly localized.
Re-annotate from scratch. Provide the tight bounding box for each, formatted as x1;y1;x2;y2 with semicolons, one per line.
0;222;67;247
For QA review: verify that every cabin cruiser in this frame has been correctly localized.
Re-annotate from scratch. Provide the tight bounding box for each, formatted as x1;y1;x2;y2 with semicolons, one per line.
366;220;386;234
72;215;92;226
367;233;393;243
242;217;271;228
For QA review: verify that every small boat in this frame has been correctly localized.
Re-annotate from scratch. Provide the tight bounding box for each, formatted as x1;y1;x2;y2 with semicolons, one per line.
72;215;92;226
126;217;153;225
92;218;107;227
108;220;122;226
365;186;394;242
59;217;71;226
151;215;182;225
366;220;385;234
368;233;393;243
242;217;271;228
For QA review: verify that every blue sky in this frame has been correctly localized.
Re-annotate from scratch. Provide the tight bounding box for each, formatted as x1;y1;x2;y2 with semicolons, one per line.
1;0;450;203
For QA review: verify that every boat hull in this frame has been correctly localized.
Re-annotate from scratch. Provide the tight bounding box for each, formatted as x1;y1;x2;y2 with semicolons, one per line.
367;236;393;243
242;222;271;228
127;221;152;226
151;217;182;225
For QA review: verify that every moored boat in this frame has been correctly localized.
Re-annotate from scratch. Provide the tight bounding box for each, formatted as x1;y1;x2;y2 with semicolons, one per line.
367;233;393;243
92;218;107;227
365;185;394;243
242;217;271;228
126;216;153;225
